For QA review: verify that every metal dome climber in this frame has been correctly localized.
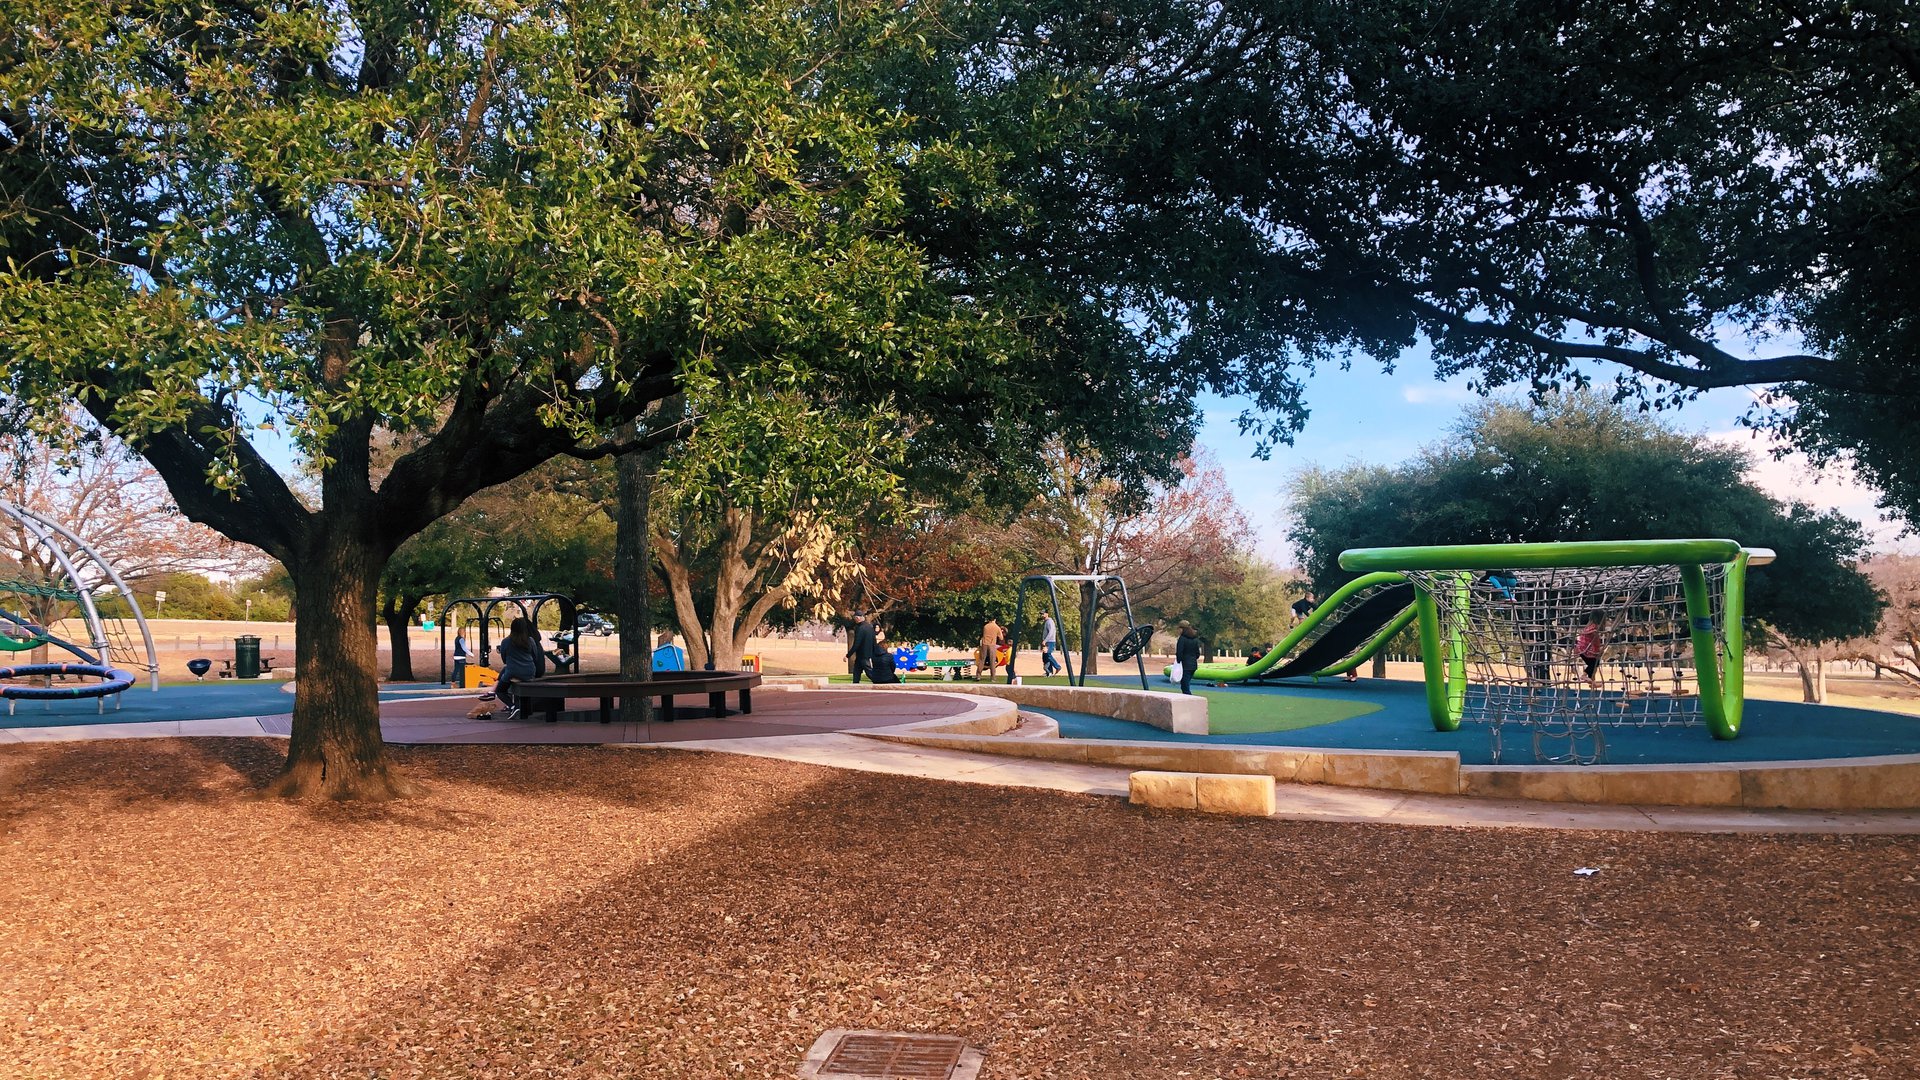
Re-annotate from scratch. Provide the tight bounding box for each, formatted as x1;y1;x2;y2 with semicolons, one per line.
0;498;160;714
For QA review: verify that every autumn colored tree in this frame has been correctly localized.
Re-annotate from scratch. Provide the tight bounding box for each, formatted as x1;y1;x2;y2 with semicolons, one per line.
852;510;1023;648
849;450;1255;666
1;427;264;624
1847;557;1920;691
1019;450;1252;672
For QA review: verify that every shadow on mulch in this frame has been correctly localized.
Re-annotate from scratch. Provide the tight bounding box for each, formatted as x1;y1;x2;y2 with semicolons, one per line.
0;737;286;832
0;737;743;833
260;749;1920;1080
379;743;762;815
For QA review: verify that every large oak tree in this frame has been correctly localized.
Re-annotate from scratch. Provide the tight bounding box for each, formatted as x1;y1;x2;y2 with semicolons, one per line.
0;0;1084;796
1055;1;1918;516
3;0;1334;796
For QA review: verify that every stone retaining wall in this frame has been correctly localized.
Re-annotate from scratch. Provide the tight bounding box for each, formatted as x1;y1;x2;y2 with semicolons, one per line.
884;682;1205;734
856;688;1920;810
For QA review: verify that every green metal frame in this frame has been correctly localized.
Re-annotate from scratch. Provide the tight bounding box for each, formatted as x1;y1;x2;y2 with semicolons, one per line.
1340;538;1744;573
1340;540;1756;740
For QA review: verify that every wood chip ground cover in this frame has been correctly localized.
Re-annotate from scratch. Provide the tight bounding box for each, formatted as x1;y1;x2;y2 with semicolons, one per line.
0;738;1915;1078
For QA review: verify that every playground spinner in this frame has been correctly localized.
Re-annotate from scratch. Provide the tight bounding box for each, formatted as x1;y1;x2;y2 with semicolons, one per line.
0;498;159;713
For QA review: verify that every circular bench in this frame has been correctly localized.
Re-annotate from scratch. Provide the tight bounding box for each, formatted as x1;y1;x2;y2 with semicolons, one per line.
512;670;762;723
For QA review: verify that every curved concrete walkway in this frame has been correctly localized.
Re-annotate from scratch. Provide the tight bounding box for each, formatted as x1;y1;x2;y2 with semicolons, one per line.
618;731;1920;835
5;688;1920;834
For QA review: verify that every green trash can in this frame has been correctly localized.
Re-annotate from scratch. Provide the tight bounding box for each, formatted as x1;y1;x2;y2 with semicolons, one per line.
235;635;262;679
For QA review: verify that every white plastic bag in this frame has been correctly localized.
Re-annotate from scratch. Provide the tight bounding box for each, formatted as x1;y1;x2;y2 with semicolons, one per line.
1166;662;1183;684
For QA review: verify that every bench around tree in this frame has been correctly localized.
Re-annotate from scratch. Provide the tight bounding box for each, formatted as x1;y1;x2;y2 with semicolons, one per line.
512;670;762;723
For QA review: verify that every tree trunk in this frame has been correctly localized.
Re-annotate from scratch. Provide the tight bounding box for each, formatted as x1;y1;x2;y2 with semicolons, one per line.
1372;651;1388;678
709;559;745;673
1797;657;1825;704
382;593;420;682
654;539;712;670
265;534;416;800
615;440;653;724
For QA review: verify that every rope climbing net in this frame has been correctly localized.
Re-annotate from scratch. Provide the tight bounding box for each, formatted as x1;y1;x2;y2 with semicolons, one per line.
1338;539;1769;766
1398;563;1727;764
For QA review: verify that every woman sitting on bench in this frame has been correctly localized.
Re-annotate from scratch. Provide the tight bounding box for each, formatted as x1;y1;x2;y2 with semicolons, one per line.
493;617;547;720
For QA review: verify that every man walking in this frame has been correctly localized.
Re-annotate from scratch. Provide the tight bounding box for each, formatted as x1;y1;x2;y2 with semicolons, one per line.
848;611;879;684
1174;620;1202;695
1040;612;1061;676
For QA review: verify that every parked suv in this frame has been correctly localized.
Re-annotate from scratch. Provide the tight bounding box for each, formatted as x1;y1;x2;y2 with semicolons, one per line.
575;612;616;636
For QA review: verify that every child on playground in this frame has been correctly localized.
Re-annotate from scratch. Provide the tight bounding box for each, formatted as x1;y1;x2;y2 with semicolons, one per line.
1577;612;1609;691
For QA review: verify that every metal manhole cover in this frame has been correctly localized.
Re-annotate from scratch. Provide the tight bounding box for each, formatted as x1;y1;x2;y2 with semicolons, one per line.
798;1029;984;1080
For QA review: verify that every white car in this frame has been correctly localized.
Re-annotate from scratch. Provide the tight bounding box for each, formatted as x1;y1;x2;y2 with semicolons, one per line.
575;613;616;636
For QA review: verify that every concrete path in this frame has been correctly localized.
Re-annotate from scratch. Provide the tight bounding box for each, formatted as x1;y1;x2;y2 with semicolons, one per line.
6;690;1920;834
624;731;1920;835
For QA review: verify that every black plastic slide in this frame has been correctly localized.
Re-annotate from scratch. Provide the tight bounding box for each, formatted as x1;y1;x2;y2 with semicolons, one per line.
1258;583;1416;680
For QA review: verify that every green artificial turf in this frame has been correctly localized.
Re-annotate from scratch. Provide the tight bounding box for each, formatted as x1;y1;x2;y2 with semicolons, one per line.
1190;690;1381;734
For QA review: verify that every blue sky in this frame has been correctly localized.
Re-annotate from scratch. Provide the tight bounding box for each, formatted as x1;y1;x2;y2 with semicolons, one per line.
1192;349;1913;565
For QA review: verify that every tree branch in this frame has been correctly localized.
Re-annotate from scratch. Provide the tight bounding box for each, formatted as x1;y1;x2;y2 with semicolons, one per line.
1403;295;1875;393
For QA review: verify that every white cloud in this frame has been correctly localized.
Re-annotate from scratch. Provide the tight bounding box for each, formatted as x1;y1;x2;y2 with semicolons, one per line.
1706;429;1915;553
1400;383;1476;406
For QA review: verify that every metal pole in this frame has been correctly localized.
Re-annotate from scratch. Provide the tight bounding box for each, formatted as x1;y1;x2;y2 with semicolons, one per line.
1115;577;1149;690
1010;577;1029;684
1050;578;1076;687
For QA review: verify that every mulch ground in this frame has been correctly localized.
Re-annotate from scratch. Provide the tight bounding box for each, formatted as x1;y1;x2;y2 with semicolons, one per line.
1;739;1915;1079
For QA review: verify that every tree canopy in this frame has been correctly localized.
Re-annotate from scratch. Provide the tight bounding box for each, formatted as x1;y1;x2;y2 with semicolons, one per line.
1065;2;1919;520
0;0;1303;795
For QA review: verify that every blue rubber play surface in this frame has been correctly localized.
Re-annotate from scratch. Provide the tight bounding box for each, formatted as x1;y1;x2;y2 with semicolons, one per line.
0;681;445;728
1049;677;1920;765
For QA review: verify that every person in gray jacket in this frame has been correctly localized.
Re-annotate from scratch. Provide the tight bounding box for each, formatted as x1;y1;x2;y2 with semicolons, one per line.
494;616;547;720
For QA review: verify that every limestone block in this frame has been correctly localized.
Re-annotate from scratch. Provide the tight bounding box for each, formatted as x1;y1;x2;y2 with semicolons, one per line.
1129;770;1198;809
1196;774;1277;816
1599;766;1742;808
1464;766;1609;804
1738;759;1920;810
1322;751;1460;795
1164;695;1209;734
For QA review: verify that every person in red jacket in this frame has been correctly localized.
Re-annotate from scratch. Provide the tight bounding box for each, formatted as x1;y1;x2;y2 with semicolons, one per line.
1576;612;1610;691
